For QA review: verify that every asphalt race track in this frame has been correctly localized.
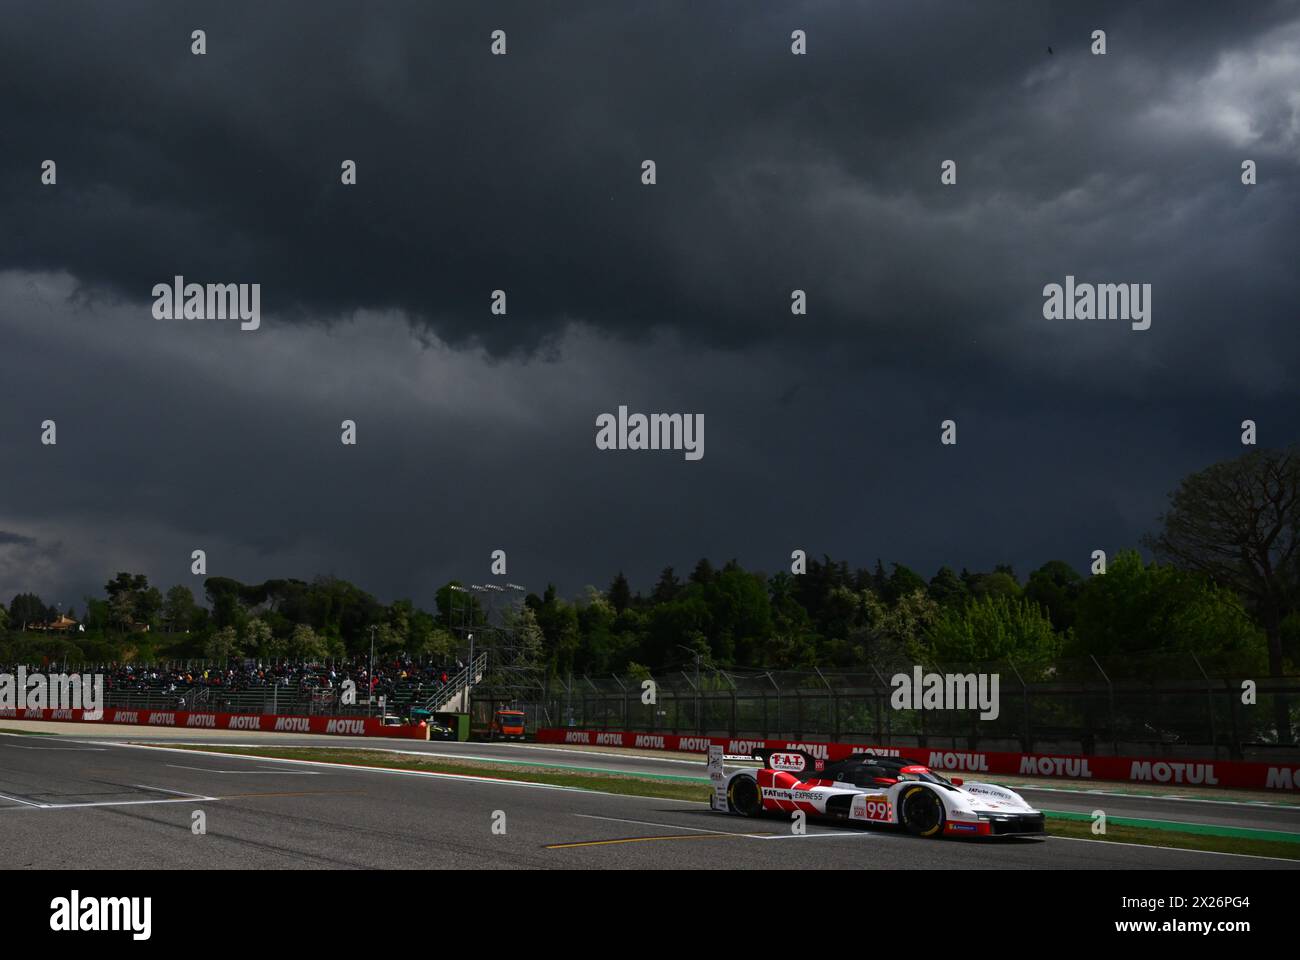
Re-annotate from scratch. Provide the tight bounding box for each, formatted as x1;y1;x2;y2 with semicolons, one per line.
1;733;1297;869
17;729;1296;833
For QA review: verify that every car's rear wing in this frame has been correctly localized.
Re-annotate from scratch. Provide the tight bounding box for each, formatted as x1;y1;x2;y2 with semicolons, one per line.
707;745;730;811
707;745;820;777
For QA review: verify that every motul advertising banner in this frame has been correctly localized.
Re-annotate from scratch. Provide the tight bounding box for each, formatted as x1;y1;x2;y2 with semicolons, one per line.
536;727;1300;792
0;706;430;739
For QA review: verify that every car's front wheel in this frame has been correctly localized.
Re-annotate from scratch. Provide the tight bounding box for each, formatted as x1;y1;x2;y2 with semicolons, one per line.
899;785;945;838
727;775;763;817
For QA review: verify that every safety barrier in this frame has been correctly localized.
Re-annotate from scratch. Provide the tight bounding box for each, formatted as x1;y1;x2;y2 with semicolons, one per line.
0;706;430;739
536;728;1300;792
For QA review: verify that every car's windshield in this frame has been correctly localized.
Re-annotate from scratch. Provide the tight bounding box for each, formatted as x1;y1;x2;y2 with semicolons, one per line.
897;768;952;785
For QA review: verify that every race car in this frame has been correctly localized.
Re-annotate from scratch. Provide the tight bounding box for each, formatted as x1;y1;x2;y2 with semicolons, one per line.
708;746;1046;838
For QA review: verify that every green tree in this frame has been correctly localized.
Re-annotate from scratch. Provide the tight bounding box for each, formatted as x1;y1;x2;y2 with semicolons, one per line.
203;626;240;660
865;588;941;665
243;618;273;658
104;573;150;631
288;623;328;660
607;572;632;613
651;567;681;604
1071;551;1266;671
969;570;1021;600
928;566;969;608
885;564;928;603
926;594;1060;669
1024;560;1083;633
8;593;46;629
1146;446;1300;741
135;586;164;630
161;586;197;633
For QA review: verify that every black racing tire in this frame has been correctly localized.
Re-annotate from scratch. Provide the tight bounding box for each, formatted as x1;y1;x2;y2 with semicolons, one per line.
727;775;763;818
899;785;945;838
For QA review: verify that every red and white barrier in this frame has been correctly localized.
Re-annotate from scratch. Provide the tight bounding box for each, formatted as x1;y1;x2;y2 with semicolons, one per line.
0;706;430;739
536;728;1300;792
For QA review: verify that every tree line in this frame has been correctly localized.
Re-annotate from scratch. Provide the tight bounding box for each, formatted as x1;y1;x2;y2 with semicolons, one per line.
2;447;1297;696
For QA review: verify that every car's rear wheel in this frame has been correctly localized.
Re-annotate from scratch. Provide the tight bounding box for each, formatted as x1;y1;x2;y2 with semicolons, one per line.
900;785;945;838
727;775;763;817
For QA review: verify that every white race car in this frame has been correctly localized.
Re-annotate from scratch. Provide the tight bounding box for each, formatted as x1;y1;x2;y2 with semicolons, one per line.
708;746;1046;838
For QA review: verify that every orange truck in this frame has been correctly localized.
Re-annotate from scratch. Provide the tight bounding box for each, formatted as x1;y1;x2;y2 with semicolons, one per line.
488;709;527;741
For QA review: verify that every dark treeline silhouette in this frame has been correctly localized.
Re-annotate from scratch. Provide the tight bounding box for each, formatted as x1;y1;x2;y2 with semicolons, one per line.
2;447;1297;700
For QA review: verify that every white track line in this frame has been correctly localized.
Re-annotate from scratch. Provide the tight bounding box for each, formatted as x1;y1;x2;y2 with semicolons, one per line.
1016;783;1300;810
166;764;321;775
132;783;212;798
0;795;219;811
1048;834;1300;863
0;792;43;807
99;741;705;803
0;744;107;751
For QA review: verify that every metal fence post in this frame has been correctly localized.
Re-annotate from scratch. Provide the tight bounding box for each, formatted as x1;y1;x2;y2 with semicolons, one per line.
1191;655;1218;757
612;673;627;730
1090;655;1116;754
1007;658;1029;753
764;672;780;739
815;667;838;742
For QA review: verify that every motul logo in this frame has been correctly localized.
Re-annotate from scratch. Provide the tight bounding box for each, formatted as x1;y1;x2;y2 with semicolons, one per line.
595;733;623;745
1130;761;1217;785
147;712;176;726
325;718;365;734
113;711;139;723
928;751;989;771
274;717;310;732
678;738;712;751
187;714;216;727
564;732;592;744
1019;755;1093;778
783;742;828;760
1266;767;1300;790
729;740;765;755
227;716;261;729
634;734;665;748
51;709;74;719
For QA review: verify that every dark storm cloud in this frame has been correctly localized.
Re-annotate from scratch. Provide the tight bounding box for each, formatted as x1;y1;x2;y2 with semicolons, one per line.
1;1;1298;607
3;1;1297;363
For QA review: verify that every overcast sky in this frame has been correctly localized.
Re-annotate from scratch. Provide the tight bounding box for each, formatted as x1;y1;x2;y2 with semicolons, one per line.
1;0;1298;610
